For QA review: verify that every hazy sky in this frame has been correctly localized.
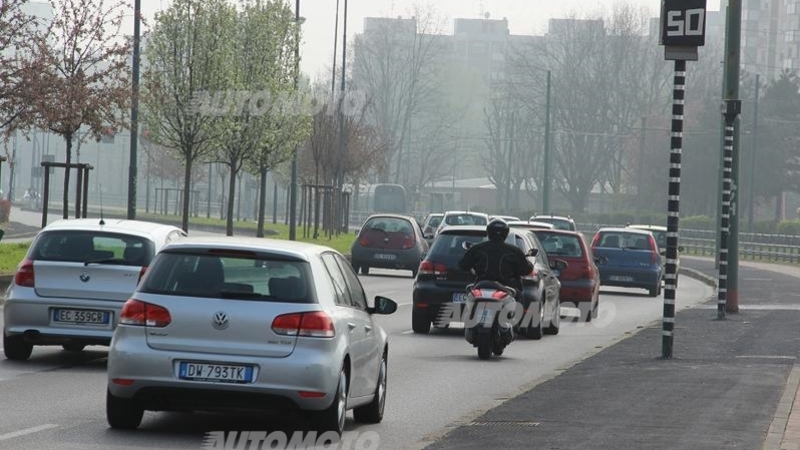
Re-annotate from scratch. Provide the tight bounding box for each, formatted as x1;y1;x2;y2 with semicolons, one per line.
138;0;723;82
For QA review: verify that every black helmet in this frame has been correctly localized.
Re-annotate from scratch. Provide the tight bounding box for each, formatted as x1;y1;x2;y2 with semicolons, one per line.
486;218;509;242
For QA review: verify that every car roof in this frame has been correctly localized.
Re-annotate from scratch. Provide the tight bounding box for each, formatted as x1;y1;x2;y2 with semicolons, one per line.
529;228;584;238
507;220;555;229
40;218;182;238
627;224;666;231
531;215;574;221
160;236;337;262
364;214;417;221
443;211;488;216
596;227;653;235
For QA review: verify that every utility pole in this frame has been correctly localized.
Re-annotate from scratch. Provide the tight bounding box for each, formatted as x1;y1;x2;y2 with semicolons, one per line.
722;0;742;314
289;0;300;240
542;70;552;214
747;74;759;233
127;0;141;220
636;116;647;223
506;111;514;212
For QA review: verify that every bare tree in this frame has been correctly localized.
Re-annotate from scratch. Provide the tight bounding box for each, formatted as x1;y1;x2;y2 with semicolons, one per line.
352;6;450;184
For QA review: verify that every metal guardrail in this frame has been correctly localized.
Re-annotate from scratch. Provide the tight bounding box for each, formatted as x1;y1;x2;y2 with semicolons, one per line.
576;223;800;264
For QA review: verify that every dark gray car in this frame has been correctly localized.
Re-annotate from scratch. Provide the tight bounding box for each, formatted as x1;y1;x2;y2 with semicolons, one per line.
351;214;429;277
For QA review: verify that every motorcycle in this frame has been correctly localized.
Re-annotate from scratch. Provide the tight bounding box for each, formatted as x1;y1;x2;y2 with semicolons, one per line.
464;280;518;360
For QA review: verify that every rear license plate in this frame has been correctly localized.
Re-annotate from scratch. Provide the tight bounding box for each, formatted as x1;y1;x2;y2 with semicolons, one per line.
452;293;467;303
374;253;396;260
52;308;110;326
610;276;634;282
178;362;254;383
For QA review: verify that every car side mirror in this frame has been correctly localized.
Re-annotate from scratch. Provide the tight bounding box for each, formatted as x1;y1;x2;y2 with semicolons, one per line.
660;249;667;256
552;259;568;271
527;248;538;257
369;296;398;315
678;246;685;252
463;241;473;250
595;256;609;265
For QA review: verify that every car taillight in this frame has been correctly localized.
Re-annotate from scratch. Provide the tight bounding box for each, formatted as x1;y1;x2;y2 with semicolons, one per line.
14;258;35;287
359;236;370;246
418;260;447;276
119;299;171;327
590;233;600;249
650;237;660;264
522;268;539;280
402;234;415;249
272;311;335;338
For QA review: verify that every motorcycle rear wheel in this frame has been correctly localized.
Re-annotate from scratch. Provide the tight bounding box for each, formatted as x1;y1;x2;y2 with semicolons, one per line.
477;335;492;360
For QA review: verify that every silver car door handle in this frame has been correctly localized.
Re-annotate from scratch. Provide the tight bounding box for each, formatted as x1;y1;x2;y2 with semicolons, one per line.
364;325;372;333
347;323;356;330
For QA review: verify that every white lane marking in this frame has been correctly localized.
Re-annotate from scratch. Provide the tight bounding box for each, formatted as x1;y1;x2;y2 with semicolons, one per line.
0;424;59;441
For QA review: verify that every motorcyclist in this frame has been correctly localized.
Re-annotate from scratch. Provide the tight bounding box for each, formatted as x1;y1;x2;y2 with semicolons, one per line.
458;219;533;343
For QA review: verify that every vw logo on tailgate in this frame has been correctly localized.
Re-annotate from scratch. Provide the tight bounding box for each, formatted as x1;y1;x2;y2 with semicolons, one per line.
212;311;230;330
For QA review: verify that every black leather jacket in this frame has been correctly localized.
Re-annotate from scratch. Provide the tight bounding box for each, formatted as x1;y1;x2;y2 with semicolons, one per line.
458;239;533;295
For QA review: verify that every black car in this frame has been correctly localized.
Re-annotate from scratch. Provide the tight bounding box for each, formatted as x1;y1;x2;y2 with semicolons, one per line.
351;214;429;277
411;225;566;339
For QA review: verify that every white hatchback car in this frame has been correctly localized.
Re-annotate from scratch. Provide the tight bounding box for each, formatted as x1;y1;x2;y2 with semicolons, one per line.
105;237;398;435
3;218;186;360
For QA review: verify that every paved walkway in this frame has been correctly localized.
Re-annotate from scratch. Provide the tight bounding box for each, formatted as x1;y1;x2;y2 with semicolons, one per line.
424;256;800;450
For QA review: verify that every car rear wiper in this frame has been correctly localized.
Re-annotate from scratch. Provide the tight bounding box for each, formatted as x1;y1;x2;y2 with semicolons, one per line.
218;291;270;300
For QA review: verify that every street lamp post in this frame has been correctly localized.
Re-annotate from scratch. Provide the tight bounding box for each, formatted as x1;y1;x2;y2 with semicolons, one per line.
288;0;300;240
127;0;141;220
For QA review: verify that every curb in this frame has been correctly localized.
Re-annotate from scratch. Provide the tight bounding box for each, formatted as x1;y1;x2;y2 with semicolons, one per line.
678;266;718;288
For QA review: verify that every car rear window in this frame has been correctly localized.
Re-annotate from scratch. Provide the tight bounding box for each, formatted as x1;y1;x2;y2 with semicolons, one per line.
533;232;584;257
443;214;487;226
28;230;154;266
534;218;573;231
362;217;414;234
595;232;652;250
427;216;442;228
139;250;315;303
429;231;517;257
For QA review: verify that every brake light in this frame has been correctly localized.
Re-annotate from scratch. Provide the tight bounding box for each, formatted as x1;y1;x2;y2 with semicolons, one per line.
402;234;415;249
649;236;660;264
119;299;171;327
359;236;370;246
491;290;508;299
272;311;335;338
418;260;448;276
14;258;35;287
590;233;600;249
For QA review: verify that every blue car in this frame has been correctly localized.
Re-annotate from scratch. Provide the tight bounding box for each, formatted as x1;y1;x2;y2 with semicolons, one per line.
590;227;663;297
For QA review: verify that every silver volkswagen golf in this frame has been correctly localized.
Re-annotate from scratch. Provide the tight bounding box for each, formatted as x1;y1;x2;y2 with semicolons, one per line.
3;218;186;360
105;237;398;436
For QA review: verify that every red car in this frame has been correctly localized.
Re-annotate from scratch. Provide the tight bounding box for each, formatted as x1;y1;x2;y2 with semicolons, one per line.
530;229;604;321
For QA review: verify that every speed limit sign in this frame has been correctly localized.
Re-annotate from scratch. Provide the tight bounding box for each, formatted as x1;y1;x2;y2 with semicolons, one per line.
660;0;707;47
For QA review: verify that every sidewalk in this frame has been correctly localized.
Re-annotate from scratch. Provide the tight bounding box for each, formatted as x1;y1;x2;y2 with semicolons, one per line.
423;256;800;450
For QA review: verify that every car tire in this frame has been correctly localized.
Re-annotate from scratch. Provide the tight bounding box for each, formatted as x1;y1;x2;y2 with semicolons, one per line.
351;261;361;274
411;268;418;278
313;368;347;435
361;266;370;275
545;298;560;335
524;303;544;340
62;343;85;352
590;297;599;321
3;334;33;361
353;353;387;424
412;311;430;334
106;389;144;430
648;283;661;297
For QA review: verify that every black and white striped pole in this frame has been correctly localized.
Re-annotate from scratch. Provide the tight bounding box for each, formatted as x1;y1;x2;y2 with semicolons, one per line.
718;100;741;320
662;59;685;359
660;0;706;359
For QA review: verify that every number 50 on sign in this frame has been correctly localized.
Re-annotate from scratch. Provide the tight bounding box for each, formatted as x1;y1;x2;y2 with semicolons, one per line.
660;0;707;47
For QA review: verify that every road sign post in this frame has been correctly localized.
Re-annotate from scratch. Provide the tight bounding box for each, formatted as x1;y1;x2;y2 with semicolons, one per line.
659;0;706;359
